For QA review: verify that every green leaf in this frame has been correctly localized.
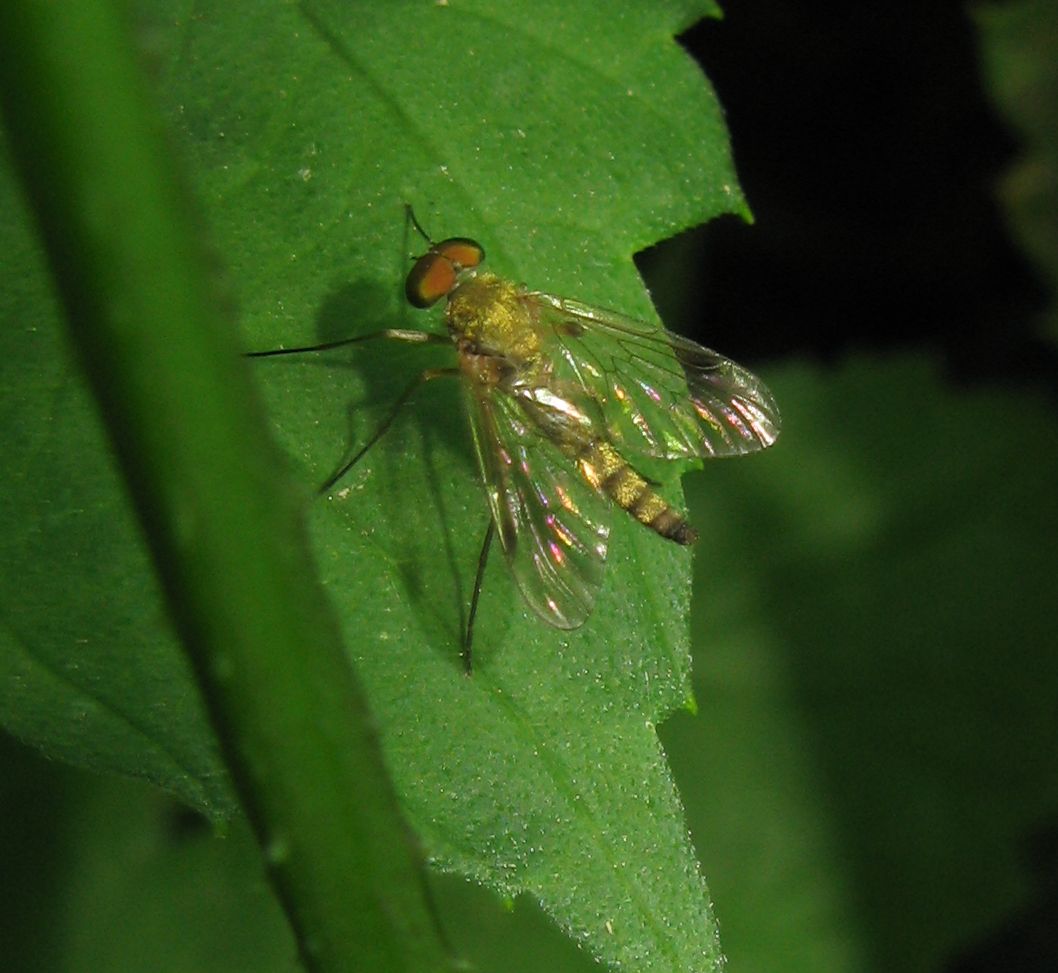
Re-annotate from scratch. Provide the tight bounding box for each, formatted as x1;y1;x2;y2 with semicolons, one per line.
1;2;745;971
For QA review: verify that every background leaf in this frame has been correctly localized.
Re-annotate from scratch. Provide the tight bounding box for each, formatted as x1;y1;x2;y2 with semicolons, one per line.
670;355;1058;972
0;733;298;973
1;1;745;971
974;0;1058;343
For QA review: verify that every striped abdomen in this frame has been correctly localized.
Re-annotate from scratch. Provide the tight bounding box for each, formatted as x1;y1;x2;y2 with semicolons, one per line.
575;440;698;545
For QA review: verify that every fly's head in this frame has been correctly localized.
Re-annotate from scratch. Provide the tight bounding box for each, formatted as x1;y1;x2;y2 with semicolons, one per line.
405;237;485;309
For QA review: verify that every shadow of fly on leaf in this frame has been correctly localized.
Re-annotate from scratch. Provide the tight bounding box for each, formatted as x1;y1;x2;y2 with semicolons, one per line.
248;206;781;674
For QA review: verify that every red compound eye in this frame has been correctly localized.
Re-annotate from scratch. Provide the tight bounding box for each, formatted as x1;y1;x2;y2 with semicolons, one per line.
405;237;485;308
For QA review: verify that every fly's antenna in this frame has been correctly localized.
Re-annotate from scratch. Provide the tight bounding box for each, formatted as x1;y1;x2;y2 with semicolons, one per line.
404;203;436;247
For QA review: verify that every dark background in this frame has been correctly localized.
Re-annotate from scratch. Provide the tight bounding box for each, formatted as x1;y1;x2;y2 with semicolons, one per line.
641;1;1053;399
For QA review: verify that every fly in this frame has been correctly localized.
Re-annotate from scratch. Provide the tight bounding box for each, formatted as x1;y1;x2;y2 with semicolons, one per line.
249;207;781;672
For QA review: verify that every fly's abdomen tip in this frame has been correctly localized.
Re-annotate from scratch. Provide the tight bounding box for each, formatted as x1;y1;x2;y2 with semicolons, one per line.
673;523;698;545
649;508;697;546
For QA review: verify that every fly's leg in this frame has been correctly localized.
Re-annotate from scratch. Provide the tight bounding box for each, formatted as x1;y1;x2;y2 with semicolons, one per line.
318;367;457;494
463;517;496;675
245;328;447;358
250;325;478;671
246;328;454;491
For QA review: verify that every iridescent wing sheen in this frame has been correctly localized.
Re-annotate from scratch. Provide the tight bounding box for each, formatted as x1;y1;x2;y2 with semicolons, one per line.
530;292;781;461
463;382;611;630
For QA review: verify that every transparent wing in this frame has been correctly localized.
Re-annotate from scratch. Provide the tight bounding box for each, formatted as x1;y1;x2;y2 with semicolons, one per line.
464;384;611;630
531;292;781;461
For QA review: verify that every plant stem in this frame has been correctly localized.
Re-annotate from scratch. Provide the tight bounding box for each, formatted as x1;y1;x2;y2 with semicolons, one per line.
0;2;453;970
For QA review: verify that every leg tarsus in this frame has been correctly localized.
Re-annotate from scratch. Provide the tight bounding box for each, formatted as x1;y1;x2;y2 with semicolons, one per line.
463;518;495;675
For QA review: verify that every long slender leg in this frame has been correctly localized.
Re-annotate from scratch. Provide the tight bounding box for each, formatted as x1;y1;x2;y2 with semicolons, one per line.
463;517;495;675
251;322;481;667
318;367;457;494
246;328;447;358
